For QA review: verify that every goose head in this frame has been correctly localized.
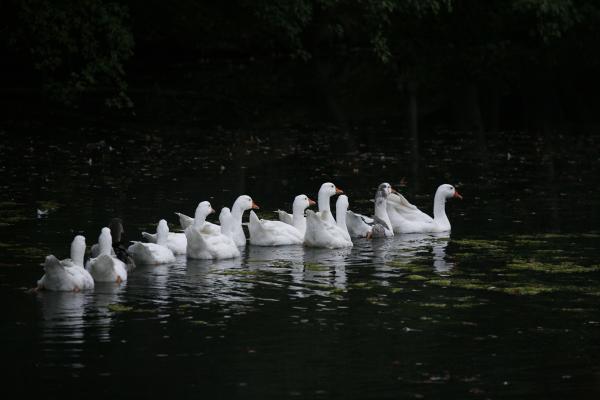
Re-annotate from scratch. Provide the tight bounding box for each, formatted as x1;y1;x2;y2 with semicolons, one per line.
376;182;397;198
293;194;316;211
319;182;343;198
233;195;260;212
437;184;463;200
194;201;216;221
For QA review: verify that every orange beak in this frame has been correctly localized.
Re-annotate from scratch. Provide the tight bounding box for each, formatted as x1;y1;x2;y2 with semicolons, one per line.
308;198;316;206
335;187;344;194
453;191;463;200
210;208;216;214
252;201;260;209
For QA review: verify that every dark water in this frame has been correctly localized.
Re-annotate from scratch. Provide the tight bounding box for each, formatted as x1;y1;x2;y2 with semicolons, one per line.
1;125;599;399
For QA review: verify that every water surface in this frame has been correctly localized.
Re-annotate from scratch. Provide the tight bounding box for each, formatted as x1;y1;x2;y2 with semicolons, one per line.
1;126;599;399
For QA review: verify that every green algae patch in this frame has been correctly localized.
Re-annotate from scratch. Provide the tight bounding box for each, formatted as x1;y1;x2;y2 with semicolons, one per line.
107;303;134;312
390;287;404;294
366;296;388;306
453;302;481;309
304;262;327;272
452;239;507;250
386;261;430;272
507;259;600;274
405;274;428;281
330;287;347;295
427;278;492;291
453;252;477;258
305;283;331;291
351;282;373;289
514;239;548;246
535;249;565;254
426;279;452;287
492;285;555;296
190;320;209;326
420;302;447;308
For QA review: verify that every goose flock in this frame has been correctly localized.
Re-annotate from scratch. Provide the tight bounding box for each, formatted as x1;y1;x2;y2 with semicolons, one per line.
36;182;462;292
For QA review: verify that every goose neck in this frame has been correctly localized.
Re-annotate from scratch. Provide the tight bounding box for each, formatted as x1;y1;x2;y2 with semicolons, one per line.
318;192;331;213
292;205;306;230
70;240;85;267
433;191;449;223
374;196;392;230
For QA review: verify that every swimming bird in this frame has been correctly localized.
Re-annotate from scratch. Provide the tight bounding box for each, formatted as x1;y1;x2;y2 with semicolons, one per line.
185;201;240;259
305;194;353;249
249;209;305;246
128;220;176;264
219;195;260;246
36;235;94;291
386;184;462;233
275;194;316;236
315;182;344;225
86;227;128;283
346;182;395;238
91;218;135;270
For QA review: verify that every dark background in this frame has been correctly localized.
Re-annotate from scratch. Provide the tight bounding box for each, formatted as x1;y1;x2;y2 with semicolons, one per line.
1;0;599;136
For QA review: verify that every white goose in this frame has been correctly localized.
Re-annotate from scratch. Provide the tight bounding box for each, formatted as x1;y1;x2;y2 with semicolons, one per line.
86;227;128;283
37;235;94;291
346;182;395;238
275;194;316;236
185;201;240;259
128;220;176;265
173;211;221;234
386;184;462;233
90;218;136;271
220;195;260;247
249;203;306;246
315;182;344;225
142;219;187;255
305;194;353;249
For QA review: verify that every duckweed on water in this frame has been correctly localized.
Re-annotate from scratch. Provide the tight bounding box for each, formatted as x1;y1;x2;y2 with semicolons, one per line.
405;274;428;281
453;302;482;309
507;259;600;274
452;239;507;250
426;279;452;287
107;303;157;313
514;239;548;246
304;263;327;272
107;304;134;312
386;261;430;272
350;282;373;289
366;297;388;306
420;302;447;308
492;285;555;296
